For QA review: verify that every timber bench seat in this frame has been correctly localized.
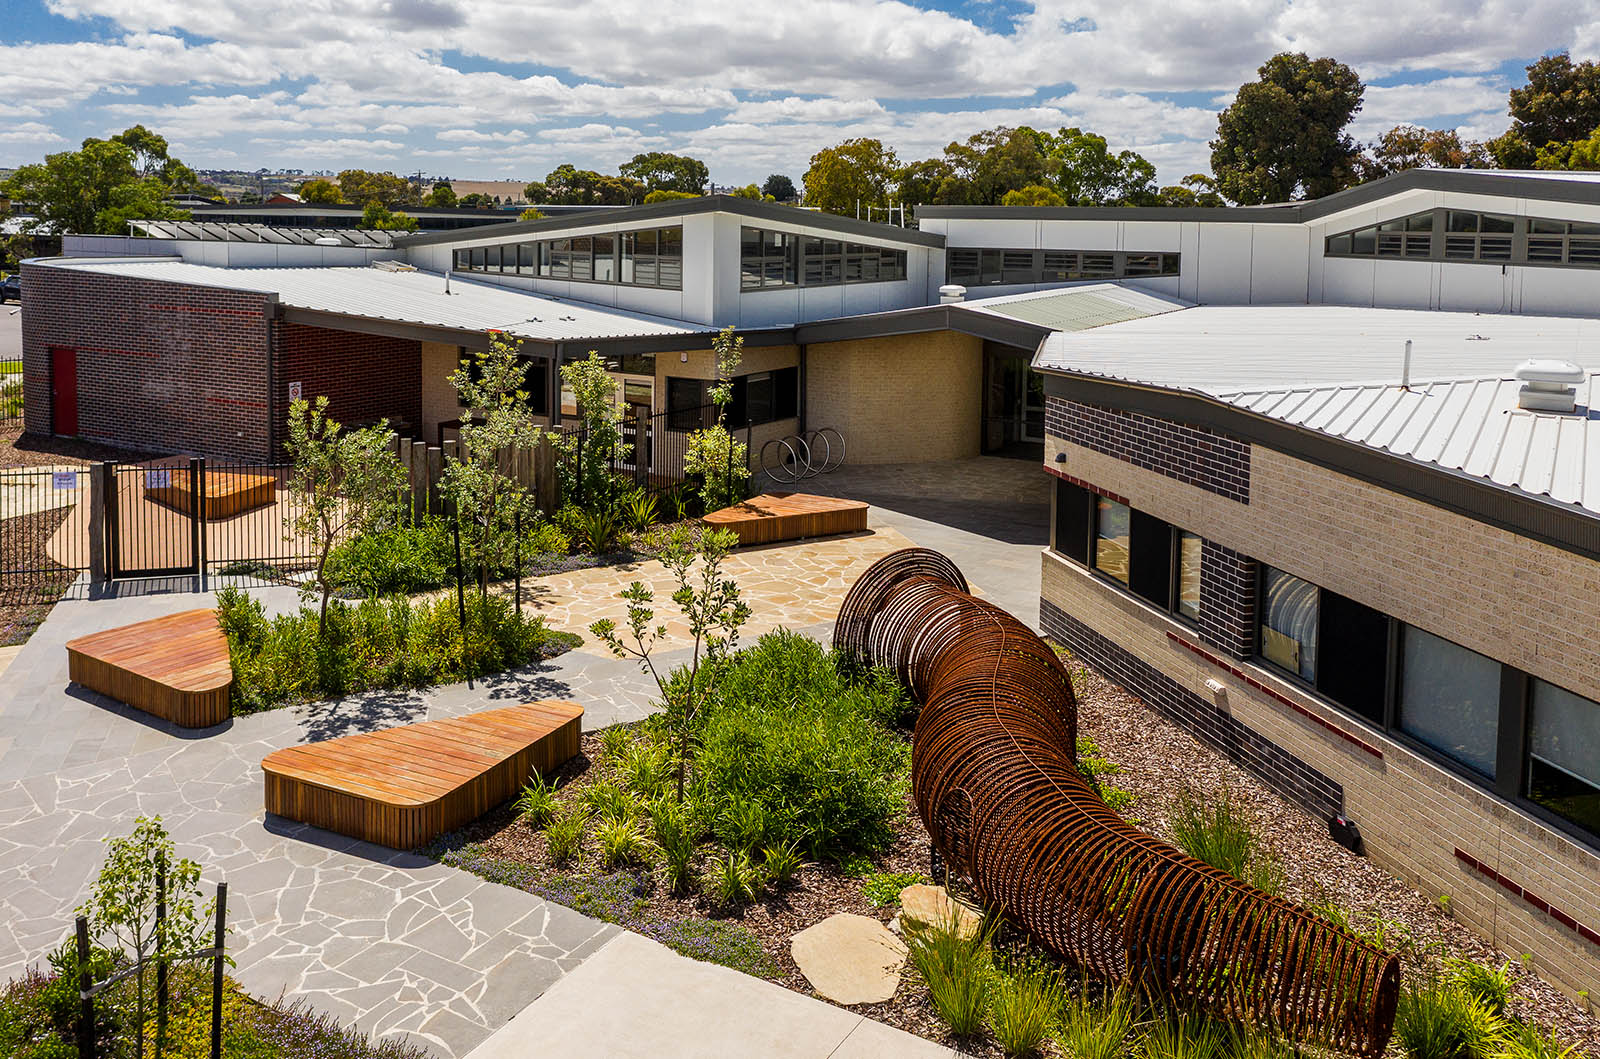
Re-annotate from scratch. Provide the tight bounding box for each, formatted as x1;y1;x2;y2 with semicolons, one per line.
145;469;277;519
261;701;583;849
703;492;869;547
66;608;233;728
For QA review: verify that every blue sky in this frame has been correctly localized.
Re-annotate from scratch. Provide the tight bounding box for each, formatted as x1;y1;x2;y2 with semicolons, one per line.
1;0;1595;190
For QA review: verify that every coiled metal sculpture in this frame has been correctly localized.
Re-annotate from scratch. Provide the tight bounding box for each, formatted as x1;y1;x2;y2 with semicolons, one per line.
834;548;1399;1057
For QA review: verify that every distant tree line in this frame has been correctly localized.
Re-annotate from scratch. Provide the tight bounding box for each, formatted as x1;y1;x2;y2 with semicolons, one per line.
7;51;1600;236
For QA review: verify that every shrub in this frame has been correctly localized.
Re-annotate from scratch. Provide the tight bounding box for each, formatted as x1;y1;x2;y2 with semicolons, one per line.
596;818;651;869
905;910;992;1038
704;851;762;909
862;871;925;907
760;840;804;887
325;520;452;595
544;806;588;865
1168;786;1283;895
1394;976;1503;1059
514;774;558;828
989;959;1064;1058
685;631;910;859
1057;985;1137;1059
683;423;749;513
650;798;699;895
218;587;578;713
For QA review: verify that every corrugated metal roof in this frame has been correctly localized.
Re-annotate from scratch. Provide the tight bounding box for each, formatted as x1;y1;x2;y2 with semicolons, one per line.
35;259;705;344
1221;376;1600;513
961;283;1189;332
129;221;396;247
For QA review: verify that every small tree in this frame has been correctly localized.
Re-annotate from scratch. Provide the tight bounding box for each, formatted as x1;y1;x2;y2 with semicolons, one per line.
283;395;406;635
685;326;747;512
554;351;628;510
589;525;750;801
80;816;211;1058
442;332;540;595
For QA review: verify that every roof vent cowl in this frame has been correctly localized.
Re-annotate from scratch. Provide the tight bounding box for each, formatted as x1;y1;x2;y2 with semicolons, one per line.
939;284;967;304
1514;358;1585;413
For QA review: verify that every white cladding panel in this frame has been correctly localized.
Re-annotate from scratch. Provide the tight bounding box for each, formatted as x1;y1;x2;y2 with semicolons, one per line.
1372;258;1436;309
1037;219;1120;248
1247;226;1311;303
1193;224;1255;303
1118;221;1183;250
1517;266;1600;317
1437;262;1515;313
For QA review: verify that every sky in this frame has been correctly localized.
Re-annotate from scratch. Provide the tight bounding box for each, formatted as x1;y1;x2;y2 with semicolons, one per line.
2;0;1598;191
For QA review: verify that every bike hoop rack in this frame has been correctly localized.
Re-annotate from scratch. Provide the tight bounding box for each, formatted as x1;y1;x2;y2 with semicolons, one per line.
759;428;846;483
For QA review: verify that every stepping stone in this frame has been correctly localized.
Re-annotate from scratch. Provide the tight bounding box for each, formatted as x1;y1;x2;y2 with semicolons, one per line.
898;884;982;939
790;913;907;1005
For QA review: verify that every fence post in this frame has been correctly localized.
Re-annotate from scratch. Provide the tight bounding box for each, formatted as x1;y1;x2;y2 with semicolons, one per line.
88;463;108;585
574;433;583;507
210;883;225;1059
633;406;648;488
191;458;207;580
156;857;168;1059
451;516;472;690
513;508;522;617
534;436;557;513
426;446;443;517
75;915;93;1059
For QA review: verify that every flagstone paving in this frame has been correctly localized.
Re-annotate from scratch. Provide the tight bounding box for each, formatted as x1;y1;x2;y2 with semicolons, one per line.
0;456;1051;1057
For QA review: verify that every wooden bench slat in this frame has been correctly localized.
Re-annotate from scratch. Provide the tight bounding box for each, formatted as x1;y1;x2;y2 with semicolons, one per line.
261;701;583;847
703;492;868;546
66;609;233;727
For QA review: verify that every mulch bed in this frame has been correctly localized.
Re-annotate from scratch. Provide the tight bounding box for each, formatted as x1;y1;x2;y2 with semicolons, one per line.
0;504;79;644
442;663;1600;1057
0;427;163;469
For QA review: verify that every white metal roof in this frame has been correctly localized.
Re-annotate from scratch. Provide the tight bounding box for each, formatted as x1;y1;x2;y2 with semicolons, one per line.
961;283;1190;331
1033;300;1600;516
34;258;705;344
1221;376;1600;512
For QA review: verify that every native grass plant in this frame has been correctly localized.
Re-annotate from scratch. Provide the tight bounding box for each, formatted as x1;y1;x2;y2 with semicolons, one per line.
584;779;640;826
1057;984;1139;1059
513;773;558;828
282;395;406;636
442;333;543;597
596;817;652;869
598;724;633;764
1448;958;1515;1018
624;490;660;532
649;796;699;895
1394;970;1505;1059
1496;1020;1576;1059
217;586;577;712
589;524;751;802
760;840;804;888
905;907;994;1038
543;806;588;865
704;850;762;909
1077;736;1137;816
555;351;629;511
616;739;671;800
1142;1012;1234;1059
717;799;769;854
988;957;1066;1059
563;503;625;554
1167;786;1284;896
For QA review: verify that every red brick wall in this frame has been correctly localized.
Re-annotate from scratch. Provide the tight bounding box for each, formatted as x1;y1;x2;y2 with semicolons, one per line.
21;264;274;459
270;322;422;453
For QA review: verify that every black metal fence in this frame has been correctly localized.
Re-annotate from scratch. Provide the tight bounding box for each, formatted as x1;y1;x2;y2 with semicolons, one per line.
0;464;92;606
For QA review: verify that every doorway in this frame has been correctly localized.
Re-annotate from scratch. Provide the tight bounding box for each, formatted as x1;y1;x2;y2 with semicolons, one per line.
50;346;78;436
982;344;1045;459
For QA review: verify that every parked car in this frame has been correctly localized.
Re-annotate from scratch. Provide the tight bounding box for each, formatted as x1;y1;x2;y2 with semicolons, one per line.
0;274;18;303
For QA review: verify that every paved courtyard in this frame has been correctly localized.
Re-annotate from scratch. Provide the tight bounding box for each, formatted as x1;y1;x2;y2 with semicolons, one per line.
0;455;1048;1056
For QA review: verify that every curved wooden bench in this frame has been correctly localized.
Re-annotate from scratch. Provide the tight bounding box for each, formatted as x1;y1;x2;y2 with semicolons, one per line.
261;701;583;849
66;608;232;728
703;492;868;546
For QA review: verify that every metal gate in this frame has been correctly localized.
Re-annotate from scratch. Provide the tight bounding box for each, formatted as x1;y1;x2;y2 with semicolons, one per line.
106;459;203;579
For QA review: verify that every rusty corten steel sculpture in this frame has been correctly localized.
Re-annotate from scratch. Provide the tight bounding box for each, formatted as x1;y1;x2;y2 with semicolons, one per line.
835;548;1399;1057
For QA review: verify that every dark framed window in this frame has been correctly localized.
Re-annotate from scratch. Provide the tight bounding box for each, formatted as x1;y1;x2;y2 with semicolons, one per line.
452;226;682;288
1397;625;1501;778
1257;566;1388;722
726;367;799;428
740;228;799;289
1052;481;1199;621
949;248;1178;286
1527;678;1600;835
1327;209;1600;270
666;377;710;430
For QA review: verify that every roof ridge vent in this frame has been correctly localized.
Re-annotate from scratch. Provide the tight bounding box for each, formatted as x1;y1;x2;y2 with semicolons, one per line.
1514;358;1584;413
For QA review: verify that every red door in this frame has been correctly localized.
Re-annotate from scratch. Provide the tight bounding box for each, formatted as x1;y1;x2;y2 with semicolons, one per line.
50;346;78;436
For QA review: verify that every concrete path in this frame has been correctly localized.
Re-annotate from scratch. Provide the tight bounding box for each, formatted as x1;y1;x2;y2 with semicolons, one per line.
465;932;964;1059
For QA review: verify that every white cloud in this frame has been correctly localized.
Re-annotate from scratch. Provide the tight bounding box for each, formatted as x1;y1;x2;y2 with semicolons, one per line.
0;122;69;145
6;0;1599;183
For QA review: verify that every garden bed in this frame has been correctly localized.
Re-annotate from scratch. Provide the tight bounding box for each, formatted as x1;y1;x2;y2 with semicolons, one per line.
433;630;1600;1059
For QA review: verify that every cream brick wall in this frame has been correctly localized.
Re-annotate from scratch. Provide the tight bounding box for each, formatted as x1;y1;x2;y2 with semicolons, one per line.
1042;436;1600;1003
807;332;982;464
419;341;461;443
